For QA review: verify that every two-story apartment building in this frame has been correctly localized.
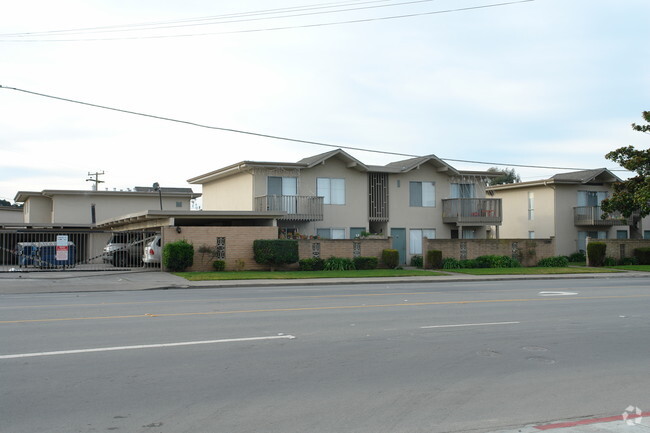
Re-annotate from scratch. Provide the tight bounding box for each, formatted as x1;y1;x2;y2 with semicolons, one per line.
188;149;502;264
487;168;634;256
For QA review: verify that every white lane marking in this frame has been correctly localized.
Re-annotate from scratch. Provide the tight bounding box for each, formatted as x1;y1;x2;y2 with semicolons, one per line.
538;291;578;296
0;335;296;360
420;321;520;329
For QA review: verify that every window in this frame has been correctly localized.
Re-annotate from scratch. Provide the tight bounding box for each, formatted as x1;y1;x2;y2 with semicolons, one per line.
268;176;297;196
451;183;475;199
616;230;628;239
577;190;608;207
317;178;345;205
527;192;534;221
175;201;182;208
577;230;606;252
462;229;476;239
645;231;650;240
528;231;535;239
409;182;435;207
409;229;436;254
316;228;345;239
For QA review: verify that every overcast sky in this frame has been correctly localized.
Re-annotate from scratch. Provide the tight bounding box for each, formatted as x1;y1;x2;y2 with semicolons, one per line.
1;0;648;204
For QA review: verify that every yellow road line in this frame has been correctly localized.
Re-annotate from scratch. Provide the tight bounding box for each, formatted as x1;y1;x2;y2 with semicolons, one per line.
1;294;649;324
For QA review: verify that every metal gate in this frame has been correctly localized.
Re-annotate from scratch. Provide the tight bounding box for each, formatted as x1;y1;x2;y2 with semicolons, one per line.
0;229;160;272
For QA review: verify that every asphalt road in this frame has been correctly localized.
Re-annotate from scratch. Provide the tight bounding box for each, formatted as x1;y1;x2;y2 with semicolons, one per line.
1;278;649;433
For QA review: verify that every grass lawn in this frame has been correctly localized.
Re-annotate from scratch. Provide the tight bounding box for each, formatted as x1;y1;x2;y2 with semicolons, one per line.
444;267;625;275
175;269;448;281
604;265;650;272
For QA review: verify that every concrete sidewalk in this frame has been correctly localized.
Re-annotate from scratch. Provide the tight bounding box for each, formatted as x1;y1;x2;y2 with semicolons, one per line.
489;411;650;432
0;268;648;295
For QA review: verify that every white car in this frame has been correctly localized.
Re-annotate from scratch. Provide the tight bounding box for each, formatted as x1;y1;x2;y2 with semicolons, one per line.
143;235;162;264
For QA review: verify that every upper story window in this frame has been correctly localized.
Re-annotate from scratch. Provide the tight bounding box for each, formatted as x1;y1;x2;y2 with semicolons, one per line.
268;176;297;196
577;190;608;207
317;178;345;205
409;181;435;207
450;183;475;198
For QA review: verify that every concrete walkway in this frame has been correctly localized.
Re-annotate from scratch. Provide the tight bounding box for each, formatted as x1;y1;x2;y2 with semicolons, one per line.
0;268;648;295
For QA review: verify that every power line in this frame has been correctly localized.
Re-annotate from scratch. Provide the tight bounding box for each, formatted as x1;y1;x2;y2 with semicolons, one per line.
0;1;535;42
0;84;627;172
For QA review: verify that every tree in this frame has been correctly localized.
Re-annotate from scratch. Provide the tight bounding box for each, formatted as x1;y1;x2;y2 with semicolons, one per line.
487;167;521;185
601;111;650;239
0;199;11;207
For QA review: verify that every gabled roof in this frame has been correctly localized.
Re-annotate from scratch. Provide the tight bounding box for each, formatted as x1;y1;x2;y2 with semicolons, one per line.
371;154;460;175
296;149;367;170
487;168;621;192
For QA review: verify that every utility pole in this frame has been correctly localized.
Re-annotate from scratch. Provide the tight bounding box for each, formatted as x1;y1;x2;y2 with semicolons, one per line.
86;171;105;191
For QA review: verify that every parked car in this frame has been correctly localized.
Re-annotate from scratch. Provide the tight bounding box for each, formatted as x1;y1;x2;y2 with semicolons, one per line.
103;232;148;267
143;235;162;265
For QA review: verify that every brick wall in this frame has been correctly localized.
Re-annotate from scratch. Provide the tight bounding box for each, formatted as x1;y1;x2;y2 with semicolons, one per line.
162;226;278;271
424;238;556;267
587;238;650;262
297;238;392;264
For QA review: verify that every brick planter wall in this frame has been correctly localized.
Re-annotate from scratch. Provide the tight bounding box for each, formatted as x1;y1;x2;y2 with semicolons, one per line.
424;238;556;267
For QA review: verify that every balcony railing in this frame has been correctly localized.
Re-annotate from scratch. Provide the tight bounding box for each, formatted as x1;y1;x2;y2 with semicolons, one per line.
255;195;323;221
573;206;630;226
442;198;502;225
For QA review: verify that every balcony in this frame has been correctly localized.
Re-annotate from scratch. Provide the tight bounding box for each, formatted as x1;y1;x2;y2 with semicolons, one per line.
442;198;502;225
255;195;323;221
574;206;630;226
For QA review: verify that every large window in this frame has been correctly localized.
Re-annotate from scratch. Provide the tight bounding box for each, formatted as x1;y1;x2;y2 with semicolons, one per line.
316;228;345;239
409;229;436;254
577;190;608;207
450;183;475;198
268;176;297;196
409;182;435;207
317;178;345;205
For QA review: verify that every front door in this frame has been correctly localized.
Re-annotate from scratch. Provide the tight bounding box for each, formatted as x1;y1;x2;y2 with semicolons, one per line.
391;228;406;265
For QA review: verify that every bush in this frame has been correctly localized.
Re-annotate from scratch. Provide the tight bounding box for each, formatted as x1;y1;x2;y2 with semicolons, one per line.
162;240;194;272
619;256;639;266
537;256;569;267
475;255;520;268
633;247;650;265
324;257;355;271
253;239;298;269
410;255;423;268
353;256;378;270
298;257;325;271
587;242;607;267
568;252;586;263
442;258;461;269
603;256;618;267
212;260;226;271
381;249;399;269
426;250;443;269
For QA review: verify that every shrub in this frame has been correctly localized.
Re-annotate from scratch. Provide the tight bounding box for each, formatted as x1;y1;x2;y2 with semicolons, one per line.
381;249;399;269
426;250;443;269
568;252;586;263
475;255;520;268
587;242;607;267
162;240;194;272
298;257;325;271
442;258;461;269
603;256;618;267
353;256;378;270
633;247;650;265
410;255;423;268
324;257;355;271
212;260;226;271
537;256;569;267
253;239;298;269
619;256;639;266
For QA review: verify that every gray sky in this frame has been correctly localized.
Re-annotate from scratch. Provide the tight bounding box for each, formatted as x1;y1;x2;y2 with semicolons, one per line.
1;0;648;204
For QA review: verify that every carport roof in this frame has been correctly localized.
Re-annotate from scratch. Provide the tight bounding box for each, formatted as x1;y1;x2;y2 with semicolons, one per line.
96;210;285;230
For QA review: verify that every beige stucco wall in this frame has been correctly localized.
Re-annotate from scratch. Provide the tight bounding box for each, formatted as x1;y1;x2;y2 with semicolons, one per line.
201;171;253;211
24;196;52;223
494;185;556;240
0;208;24;223
52;194;192;224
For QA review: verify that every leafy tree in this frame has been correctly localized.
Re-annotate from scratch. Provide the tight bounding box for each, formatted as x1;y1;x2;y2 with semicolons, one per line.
487;167;521;185
601;111;650;225
0;199;11;207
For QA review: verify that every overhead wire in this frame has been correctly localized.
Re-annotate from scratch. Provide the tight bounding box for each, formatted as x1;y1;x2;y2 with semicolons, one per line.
0;0;535;42
0;84;628;173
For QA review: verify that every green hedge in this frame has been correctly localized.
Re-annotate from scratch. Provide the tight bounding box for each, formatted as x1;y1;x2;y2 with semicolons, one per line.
443;255;520;269
410;255;423;268
381;249;399;269
426;250;443;269
253;239;298;268
587;242;606;267
353;256;378;270
537;256;569;267
299;257;325;271
633;247;650;265
162;240;194;272
212;260;226;271
324;257;355;271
